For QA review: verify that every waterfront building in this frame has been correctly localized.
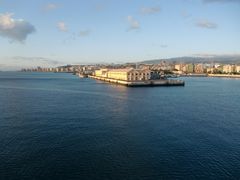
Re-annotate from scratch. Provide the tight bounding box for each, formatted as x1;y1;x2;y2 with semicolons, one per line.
223;65;235;73
236;66;240;73
126;69;152;81
174;64;182;71
207;67;215;73
106;69;131;81
194;64;204;73
217;65;223;72
94;68;152;81
95;69;108;77
186;63;194;73
177;63;194;73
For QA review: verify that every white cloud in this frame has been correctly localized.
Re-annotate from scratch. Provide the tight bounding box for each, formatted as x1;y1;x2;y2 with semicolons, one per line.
127;16;140;30
196;20;218;29
57;21;68;32
141;7;161;15
0;13;36;42
44;3;59;11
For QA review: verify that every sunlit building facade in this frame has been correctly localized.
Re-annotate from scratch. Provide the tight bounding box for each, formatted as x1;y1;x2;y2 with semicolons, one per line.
94;68;152;81
223;65;235;73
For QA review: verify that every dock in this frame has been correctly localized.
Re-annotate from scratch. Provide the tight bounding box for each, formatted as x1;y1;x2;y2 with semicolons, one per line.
89;75;185;87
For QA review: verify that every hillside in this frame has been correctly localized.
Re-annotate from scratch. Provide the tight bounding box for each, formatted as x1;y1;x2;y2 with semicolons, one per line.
140;55;240;64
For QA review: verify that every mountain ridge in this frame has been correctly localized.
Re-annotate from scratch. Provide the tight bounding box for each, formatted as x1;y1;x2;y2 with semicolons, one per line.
140;55;240;64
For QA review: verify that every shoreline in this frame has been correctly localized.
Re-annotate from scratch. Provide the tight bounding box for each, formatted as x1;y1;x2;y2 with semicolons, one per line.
179;73;240;79
5;71;240;79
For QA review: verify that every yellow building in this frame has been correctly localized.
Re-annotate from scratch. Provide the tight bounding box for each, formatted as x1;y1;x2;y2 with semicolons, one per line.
94;68;152;81
174;64;182;71
223;65;235;73
207;67;215;73
236;66;240;73
95;69;108;77
107;69;131;80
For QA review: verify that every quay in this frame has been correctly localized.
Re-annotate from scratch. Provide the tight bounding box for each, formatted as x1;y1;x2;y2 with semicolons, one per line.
89;75;185;87
208;74;240;78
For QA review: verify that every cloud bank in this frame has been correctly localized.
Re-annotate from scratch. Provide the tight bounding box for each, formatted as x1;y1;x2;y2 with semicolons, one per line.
0;13;36;42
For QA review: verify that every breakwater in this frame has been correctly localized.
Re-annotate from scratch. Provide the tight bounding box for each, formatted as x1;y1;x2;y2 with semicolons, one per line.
89;75;185;87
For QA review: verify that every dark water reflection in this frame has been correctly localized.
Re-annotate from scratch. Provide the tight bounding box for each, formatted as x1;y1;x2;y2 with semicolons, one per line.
0;72;240;179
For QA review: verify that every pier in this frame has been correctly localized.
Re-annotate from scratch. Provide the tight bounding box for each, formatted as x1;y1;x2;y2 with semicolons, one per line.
89;75;185;87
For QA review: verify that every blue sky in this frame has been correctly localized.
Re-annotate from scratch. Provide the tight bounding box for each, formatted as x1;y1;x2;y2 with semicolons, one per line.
0;0;239;69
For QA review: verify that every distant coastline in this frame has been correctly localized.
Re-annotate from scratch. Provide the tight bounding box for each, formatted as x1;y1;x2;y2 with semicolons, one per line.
14;60;240;81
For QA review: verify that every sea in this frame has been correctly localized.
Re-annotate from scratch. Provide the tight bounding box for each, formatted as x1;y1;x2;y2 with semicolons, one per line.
0;72;240;179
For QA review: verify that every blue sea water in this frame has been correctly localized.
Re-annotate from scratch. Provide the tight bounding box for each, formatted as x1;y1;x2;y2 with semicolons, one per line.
0;72;240;179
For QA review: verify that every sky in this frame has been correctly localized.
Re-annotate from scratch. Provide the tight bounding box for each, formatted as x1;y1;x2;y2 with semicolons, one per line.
0;0;240;70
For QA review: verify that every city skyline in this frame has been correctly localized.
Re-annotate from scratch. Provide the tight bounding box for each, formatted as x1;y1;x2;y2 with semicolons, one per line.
0;0;240;70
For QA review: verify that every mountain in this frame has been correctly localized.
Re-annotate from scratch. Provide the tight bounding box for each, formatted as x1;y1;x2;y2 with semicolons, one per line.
140;55;240;64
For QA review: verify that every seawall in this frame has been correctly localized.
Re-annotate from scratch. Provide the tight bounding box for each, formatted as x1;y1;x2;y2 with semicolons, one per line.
89;75;185;87
208;74;240;78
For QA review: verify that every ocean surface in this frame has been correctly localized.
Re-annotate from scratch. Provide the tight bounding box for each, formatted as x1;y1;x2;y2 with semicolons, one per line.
0;72;240;180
